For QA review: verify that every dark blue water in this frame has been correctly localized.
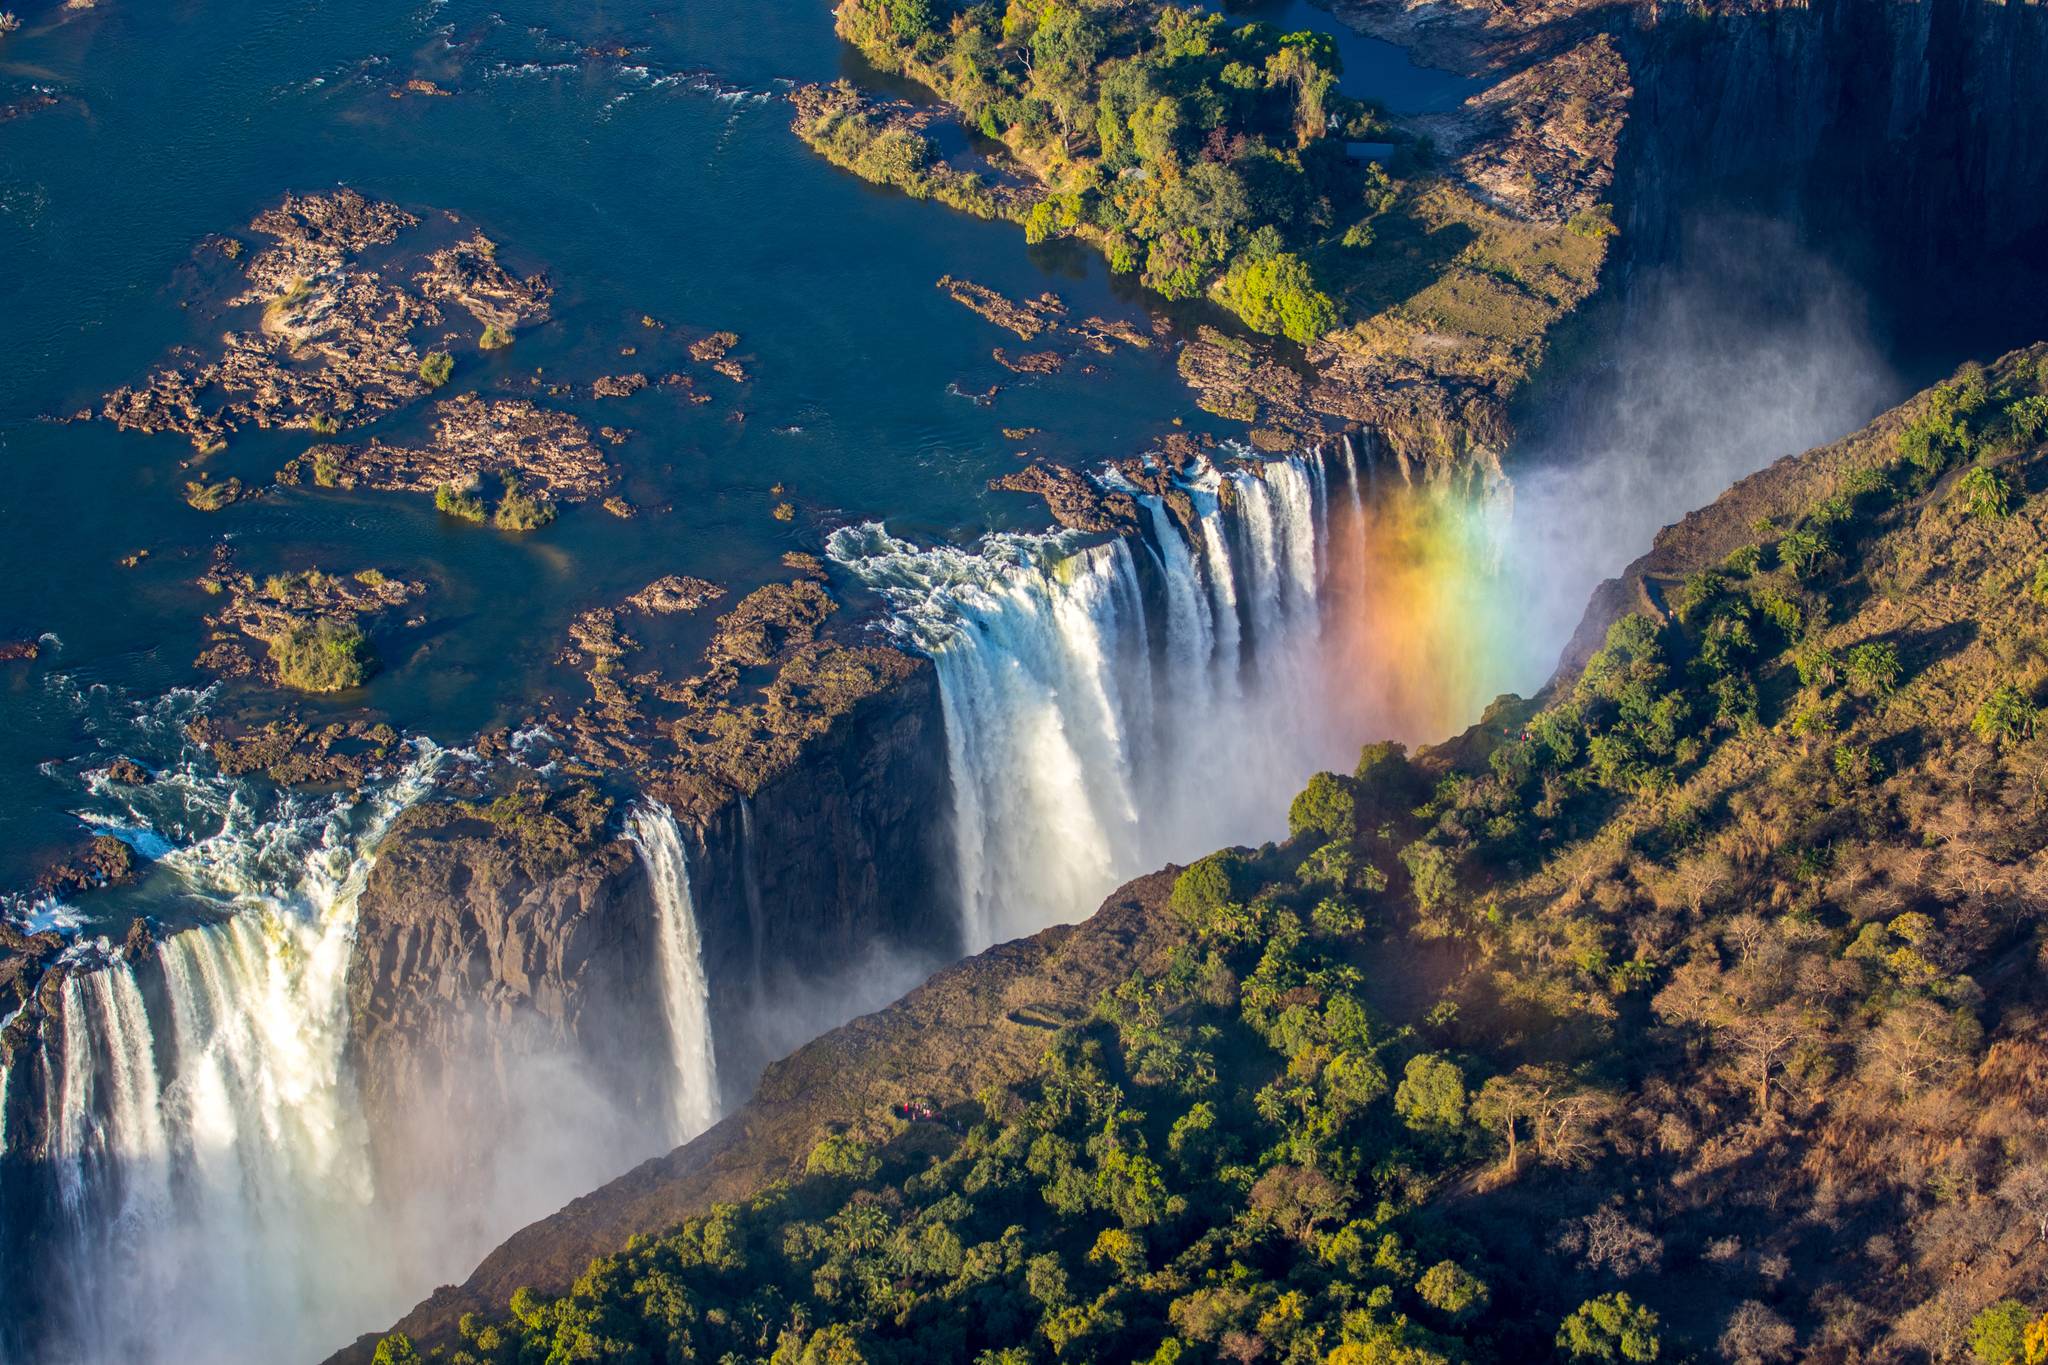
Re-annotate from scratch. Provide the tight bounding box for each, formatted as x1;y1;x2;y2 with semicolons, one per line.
0;0;1479;898
1222;0;1486;113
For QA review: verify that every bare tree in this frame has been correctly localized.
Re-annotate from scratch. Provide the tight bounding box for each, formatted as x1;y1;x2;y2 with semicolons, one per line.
1997;1159;2048;1246
1719;1301;1796;1364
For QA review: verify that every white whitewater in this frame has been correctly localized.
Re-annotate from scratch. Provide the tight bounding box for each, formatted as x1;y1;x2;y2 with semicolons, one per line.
39;744;442;1363
830;446;1345;950
626;803;721;1144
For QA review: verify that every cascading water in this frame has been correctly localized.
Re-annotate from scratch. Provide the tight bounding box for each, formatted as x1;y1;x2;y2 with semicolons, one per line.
830;444;1356;951
626;803;721;1144
13;744;443;1364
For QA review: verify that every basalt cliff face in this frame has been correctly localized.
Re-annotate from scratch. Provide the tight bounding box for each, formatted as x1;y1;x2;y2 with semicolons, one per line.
672;657;960;1083
343;806;673;1200
1617;0;2048;285
354;343;2048;1365
341;652;957;1182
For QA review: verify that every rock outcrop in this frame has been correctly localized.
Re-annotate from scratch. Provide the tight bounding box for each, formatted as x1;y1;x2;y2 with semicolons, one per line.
100;190;551;451
344;791;671;1199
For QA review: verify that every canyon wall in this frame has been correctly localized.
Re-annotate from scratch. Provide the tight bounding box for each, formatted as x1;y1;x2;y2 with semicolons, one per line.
340;652;957;1194
1612;0;2048;328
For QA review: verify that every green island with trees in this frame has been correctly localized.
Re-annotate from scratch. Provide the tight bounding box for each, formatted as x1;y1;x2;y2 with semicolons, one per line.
802;0;1527;347
379;349;2048;1362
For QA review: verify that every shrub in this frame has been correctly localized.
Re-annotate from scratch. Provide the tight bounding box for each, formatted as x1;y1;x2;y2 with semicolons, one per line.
435;483;487;522
183;477;243;511
1969;1300;2032;1365
1845;642;1901;696
310;447;343;488
1401;841;1457;919
1296;840;1353;890
1415;1261;1489;1322
1567;203;1617;238
2008;394;2048;445
805;1133;880;1180
1558;1292;1661;1362
1971;684;2037;746
2031;559;2048;607
418;351;454;388
1778;527;1832;577
1393;1054;1467;1132
268;618;372;692
1287;771;1356;841
1723;543;1765;576
1171;852;1242;923
1213;251;1337;344
372;1335;422;1365
1956;464;2014;519
479;324;514;350
1793;641;1840;689
1831;743;1882;785
492;476;556;531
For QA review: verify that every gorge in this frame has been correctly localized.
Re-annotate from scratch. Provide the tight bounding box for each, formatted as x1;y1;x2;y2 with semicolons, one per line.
1;0;2046;1361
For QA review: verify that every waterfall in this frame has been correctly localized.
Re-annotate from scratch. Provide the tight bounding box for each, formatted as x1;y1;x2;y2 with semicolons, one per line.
830;444;1354;950
18;744;442;1364
737;795;766;996
626;804;720;1144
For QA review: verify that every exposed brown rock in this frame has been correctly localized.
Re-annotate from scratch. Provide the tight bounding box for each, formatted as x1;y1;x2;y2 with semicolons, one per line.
194;551;426;689
935;276;1065;340
101;191;549;452
589;373;648;399
622;576;726;616
990;461;1141;534
279;396;611;504
101;757;150;786
413;231;553;330
35;836;140;898
991;348;1063;374
184;714;414;788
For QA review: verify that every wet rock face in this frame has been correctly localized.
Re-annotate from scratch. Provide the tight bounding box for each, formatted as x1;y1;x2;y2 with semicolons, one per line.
681;656;959;1087
991;461;1140;534
343;654;958;1164
344;803;671;1194
1619;0;2048;287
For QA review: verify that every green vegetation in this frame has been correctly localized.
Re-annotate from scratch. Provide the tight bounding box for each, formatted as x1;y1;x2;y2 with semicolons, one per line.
1971;682;2036;746
826;0;1388;342
267;617;371;692
262;276;312;325
310;446;344;488
795;85;1005;220
1556;1292;1661;1362
1214;245;1338;345
182;476;243;511
491;474;556;531
435;482;488;523
419;351;455;388
1958;464;2015;519
479;324;514;350
1971;1300;2034;1365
